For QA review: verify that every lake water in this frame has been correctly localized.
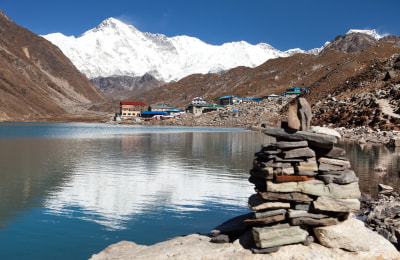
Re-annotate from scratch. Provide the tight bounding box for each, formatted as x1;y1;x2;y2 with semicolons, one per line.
0;123;399;260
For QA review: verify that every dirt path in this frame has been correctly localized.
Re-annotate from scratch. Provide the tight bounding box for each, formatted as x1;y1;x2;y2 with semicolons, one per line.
377;99;400;119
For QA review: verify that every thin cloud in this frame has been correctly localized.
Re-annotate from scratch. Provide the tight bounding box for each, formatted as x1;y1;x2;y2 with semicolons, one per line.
115;14;141;29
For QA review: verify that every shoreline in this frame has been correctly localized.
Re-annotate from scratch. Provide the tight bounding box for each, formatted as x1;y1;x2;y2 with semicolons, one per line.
2;116;400;146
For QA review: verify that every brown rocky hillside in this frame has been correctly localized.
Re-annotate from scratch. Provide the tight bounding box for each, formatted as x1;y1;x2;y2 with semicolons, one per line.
133;40;400;109
0;10;107;121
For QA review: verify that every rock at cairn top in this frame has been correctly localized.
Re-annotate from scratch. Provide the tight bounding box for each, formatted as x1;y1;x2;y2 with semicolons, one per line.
263;97;341;150
288;98;312;131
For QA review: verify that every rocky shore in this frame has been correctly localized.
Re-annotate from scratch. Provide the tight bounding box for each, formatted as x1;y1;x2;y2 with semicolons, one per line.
359;184;400;248
106;95;400;146
90;225;399;260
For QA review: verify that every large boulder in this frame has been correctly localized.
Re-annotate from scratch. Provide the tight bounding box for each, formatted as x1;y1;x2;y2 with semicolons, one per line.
313;215;398;256
90;229;400;260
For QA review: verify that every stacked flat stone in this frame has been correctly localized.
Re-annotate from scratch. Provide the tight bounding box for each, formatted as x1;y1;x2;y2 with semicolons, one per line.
245;98;361;253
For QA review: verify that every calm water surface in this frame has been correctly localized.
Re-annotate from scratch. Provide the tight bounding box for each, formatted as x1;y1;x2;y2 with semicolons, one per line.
0;123;272;260
0;122;399;260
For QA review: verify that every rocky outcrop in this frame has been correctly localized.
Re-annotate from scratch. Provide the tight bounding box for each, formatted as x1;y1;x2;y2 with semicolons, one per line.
320;32;377;54
89;227;400;260
360;184;400;247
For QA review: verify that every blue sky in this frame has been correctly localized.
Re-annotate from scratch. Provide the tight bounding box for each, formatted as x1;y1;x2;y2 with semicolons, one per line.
2;0;400;51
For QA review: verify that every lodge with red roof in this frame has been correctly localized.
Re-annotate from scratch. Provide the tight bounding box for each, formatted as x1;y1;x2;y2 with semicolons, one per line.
119;101;146;118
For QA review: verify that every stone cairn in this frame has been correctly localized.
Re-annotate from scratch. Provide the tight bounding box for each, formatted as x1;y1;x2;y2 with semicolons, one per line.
246;98;362;253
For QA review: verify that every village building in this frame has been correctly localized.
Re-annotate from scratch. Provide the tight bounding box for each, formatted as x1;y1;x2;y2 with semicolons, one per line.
186;103;218;116
266;94;280;100
241;97;263;104
281;87;307;96
118;101;146;118
148;104;175;112
192;97;207;104
140;111;170;120
213;95;241;106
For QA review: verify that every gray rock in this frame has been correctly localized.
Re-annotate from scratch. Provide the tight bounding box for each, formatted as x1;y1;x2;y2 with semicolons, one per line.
252;246;281;254
297;171;319;176
314;216;375;252
318;157;351;169
318;146;346;158
263;127;337;150
287;209;329;219
248;194;291;211
290;217;339;226
276;140;308;150
302;235;314;246
296;157;318;172
255;209;287;219
378;183;394;192
317;169;359;184
310;126;341;140
270;156;304;163
281;166;295;175
295;203;311;211
284;147;316;159
210;234;230;243
258;191;313;203
288;105;301;130
313;196;360;212
244;213;286;226
266;180;361;199
298;98;312;131
252;224;309;248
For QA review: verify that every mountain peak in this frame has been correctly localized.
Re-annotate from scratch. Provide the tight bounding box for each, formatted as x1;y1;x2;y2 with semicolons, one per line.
98;17;124;28
88;17;138;35
346;29;382;40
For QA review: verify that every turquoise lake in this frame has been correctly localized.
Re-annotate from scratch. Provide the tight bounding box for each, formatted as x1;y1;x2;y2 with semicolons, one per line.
0;123;272;259
0;122;399;259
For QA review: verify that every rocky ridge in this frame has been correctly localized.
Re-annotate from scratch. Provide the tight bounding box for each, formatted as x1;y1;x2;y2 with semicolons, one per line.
0;10;107;121
90;73;164;100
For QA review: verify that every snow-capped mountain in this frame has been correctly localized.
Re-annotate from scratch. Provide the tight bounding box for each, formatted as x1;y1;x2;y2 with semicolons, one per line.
43;18;383;82
43;18;307;82
346;29;383;40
